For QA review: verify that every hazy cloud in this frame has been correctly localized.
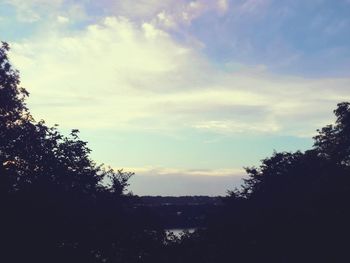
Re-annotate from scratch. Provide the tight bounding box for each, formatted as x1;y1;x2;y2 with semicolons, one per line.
5;0;64;21
127;166;244;195
9;16;350;138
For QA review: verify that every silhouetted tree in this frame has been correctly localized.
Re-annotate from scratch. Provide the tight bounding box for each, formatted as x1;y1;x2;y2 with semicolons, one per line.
0;42;165;263
314;102;350;165
165;102;350;263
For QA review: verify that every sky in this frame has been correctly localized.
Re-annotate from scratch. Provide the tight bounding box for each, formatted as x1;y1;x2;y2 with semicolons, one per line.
1;0;350;195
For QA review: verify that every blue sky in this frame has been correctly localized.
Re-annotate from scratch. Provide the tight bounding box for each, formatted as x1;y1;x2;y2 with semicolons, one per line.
1;0;350;195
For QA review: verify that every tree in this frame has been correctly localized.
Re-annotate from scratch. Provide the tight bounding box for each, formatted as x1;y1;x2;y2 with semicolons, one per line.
0;42;165;263
314;102;350;165
171;102;350;263
0;42;132;195
0;41;30;192
0;42;28;117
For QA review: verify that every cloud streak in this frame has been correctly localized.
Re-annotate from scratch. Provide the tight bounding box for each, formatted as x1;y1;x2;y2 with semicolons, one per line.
127;166;244;196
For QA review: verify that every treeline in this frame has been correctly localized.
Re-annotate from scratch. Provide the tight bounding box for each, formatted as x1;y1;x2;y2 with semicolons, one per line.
2;42;350;262
150;203;213;229
138;196;222;206
136;196;223;229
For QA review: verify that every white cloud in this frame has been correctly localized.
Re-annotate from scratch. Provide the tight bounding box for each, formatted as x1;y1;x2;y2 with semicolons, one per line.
193;120;280;134
57;15;69;24
9;16;195;128
9;16;350;139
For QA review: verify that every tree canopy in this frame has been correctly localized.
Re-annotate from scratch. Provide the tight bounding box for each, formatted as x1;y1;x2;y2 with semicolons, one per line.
172;102;350;263
0;42;163;263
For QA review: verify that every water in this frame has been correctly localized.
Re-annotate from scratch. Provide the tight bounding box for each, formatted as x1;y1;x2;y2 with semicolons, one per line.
165;228;196;237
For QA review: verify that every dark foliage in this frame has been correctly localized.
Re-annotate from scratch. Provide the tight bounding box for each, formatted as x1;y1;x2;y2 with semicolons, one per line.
136;196;222;229
0;42;165;263
163;103;350;263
